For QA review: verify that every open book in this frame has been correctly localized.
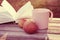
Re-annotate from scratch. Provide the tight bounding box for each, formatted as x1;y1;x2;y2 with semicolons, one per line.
0;0;33;24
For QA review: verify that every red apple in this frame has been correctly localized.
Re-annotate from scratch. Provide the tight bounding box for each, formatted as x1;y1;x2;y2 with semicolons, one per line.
18;19;26;28
23;21;38;34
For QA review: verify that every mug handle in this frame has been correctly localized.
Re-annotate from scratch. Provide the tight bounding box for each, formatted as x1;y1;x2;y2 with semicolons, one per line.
49;10;53;21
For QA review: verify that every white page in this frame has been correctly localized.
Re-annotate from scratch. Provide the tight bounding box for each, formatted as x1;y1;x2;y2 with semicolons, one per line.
0;6;14;23
1;0;18;20
17;1;33;19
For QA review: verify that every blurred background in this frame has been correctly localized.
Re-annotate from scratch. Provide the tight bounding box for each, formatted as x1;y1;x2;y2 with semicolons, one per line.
0;0;60;18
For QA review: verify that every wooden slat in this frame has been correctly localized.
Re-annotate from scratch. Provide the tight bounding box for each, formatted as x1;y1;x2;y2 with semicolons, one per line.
48;18;60;40
48;34;60;40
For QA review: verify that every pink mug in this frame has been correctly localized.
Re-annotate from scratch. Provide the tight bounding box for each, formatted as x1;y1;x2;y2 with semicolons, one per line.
32;8;53;29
